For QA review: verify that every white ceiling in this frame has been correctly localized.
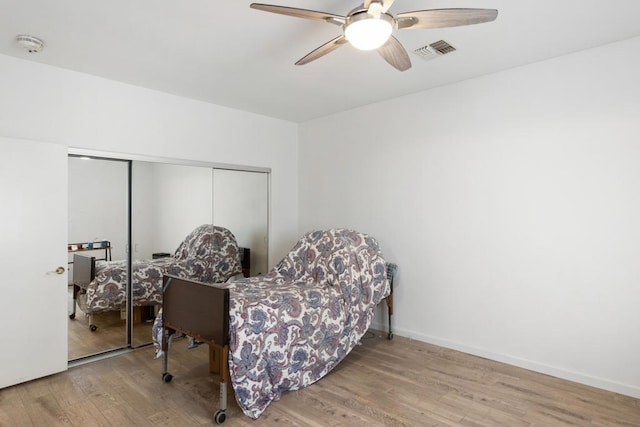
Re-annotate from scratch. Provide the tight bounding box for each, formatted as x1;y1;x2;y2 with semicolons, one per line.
2;0;640;123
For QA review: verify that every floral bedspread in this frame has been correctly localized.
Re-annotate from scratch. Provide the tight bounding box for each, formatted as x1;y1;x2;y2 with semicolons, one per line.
86;257;174;312
226;229;390;419
84;225;243;313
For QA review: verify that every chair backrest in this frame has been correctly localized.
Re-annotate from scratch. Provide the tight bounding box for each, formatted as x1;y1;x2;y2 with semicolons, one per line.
72;254;95;288
385;262;397;289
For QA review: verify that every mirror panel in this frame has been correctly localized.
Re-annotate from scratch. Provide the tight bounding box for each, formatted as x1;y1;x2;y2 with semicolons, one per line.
131;161;214;348
213;169;269;276
133;162;214;259
130;162;269;348
67;156;129;360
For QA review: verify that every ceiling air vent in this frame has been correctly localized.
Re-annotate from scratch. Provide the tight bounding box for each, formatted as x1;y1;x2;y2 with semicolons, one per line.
413;40;456;61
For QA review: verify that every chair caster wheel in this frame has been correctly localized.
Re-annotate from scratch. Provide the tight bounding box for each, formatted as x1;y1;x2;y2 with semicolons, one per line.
388;332;394;340
69;313;75;320
90;325;97;332
214;410;226;424
162;373;173;383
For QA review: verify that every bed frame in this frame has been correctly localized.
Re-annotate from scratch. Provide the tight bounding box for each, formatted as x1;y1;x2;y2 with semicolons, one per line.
160;275;231;424
159;266;396;424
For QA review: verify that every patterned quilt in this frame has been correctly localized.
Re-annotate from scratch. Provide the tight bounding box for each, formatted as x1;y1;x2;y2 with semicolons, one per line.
226;229;390;419
84;225;243;313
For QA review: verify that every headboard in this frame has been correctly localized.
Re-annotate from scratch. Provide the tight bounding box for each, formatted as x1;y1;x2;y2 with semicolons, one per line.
73;254;95;289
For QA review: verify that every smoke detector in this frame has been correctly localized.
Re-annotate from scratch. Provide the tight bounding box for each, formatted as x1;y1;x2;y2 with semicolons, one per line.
16;35;45;53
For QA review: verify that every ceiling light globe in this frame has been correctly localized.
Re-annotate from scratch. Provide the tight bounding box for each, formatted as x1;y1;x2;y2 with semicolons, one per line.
344;13;393;51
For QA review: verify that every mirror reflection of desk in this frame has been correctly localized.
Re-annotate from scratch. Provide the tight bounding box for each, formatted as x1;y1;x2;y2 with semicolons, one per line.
68;241;112;262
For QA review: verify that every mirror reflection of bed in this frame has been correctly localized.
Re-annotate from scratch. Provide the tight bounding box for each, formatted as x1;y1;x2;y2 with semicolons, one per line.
67;290;151;361
67;156;269;362
68;249;163;361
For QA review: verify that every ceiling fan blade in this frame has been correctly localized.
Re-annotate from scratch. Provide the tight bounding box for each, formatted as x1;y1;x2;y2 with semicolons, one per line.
295;35;349;66
250;4;345;25
381;0;395;13
396;8;498;30
377;35;411;71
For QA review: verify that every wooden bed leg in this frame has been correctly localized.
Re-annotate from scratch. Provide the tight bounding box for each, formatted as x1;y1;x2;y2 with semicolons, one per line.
221;345;229;385
209;346;221;374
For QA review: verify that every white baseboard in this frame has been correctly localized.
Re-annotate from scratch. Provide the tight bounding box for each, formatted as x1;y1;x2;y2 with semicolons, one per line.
370;320;640;399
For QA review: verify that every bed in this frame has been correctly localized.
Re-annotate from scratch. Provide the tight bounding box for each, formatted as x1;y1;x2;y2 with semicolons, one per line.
159;228;392;423
70;224;244;330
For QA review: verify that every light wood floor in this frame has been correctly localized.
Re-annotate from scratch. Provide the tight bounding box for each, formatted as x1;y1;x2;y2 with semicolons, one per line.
68;286;155;360
68;309;156;360
2;331;639;426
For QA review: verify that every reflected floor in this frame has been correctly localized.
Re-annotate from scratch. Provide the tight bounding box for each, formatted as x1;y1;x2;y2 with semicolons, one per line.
68;286;155;361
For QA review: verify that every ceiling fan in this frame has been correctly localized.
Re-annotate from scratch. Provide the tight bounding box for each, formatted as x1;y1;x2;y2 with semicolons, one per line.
250;0;498;71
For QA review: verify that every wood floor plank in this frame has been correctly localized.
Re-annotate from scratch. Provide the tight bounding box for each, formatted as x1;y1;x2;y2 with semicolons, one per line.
24;393;73;426
0;399;33;427
48;375;88;409
265;391;355;426
3;331;640;426
67;287;155;361
63;400;110;427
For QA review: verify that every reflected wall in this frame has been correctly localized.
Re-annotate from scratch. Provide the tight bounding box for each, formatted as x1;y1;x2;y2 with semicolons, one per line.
213;169;269;276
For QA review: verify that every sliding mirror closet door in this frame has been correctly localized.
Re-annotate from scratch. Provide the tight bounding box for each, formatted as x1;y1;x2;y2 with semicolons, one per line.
67;156;129;360
213;169;269;277
67;158;270;354
131;161;214;348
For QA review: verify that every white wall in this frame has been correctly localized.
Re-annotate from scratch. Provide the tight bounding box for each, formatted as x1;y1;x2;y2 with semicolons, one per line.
0;53;299;266
299;36;640;398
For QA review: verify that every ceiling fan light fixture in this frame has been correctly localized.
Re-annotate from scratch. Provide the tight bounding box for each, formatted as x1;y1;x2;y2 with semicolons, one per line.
250;3;498;71
344;12;393;51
